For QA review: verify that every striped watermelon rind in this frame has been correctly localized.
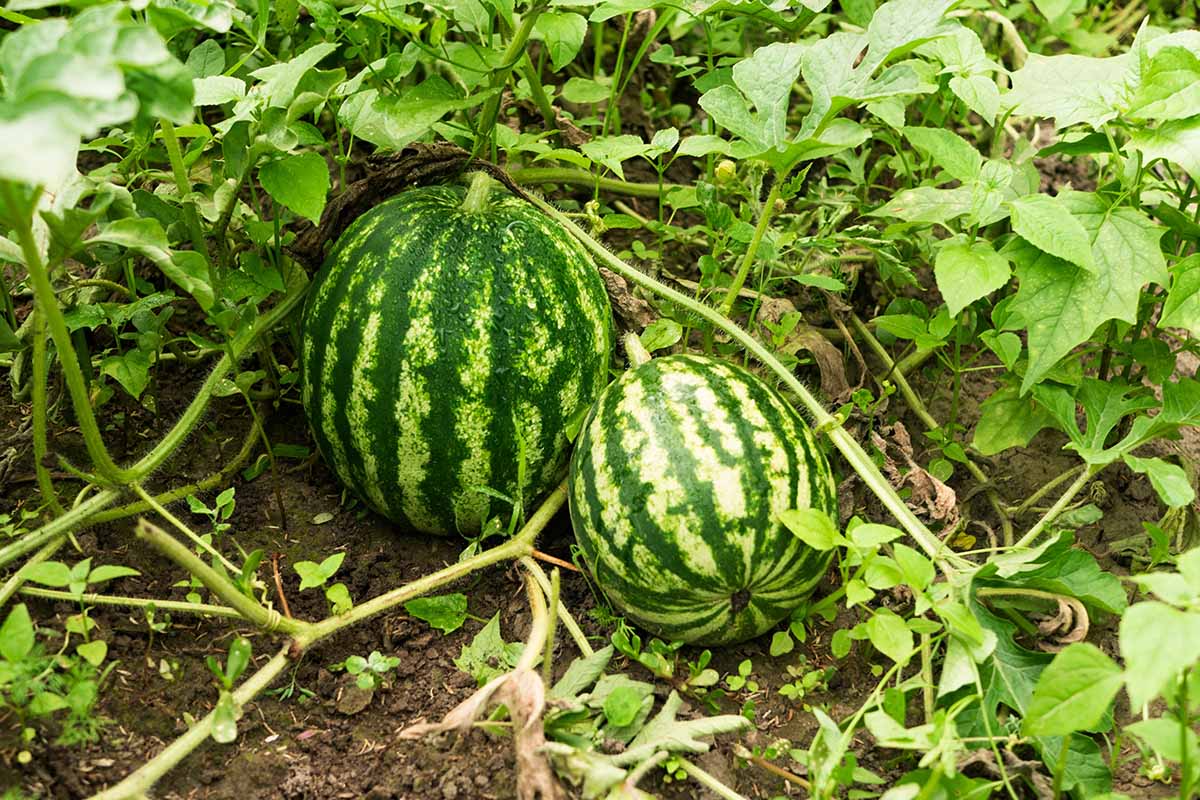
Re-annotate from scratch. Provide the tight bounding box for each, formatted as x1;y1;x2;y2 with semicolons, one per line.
568;354;836;645
300;180;613;535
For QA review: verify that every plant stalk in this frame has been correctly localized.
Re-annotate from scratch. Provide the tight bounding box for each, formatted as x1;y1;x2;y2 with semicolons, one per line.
1013;465;1100;549
511;168;685;197
722;176;782;317
17;586;246;620
87;645;293;800
472;4;547;158
521;194;966;576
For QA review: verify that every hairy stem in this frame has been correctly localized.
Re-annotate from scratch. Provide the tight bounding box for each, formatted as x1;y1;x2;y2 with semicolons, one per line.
511;167;685;197
1013;465;1100;549
472;4;547;158
17;587;245;620
722;176;782;317
521;194;966;575
297;481;567;646
135;519;309;637
87;645;293;800
31;308;63;514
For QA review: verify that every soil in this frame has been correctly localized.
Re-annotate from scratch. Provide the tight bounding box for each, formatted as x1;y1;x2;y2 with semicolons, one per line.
1;333;1193;800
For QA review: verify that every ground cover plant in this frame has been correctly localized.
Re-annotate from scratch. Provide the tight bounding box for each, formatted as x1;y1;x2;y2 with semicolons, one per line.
1;0;1200;798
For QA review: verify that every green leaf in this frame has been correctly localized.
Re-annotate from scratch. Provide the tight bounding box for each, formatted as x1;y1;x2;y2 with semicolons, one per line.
1022;643;1122;736
250;42;337;108
617;690;751;765
192;75;245;106
1160;254;1200;337
101;348;152;399
339;79;496;151
88;218;213;311
550;645;614;700
871;185;972;225
1129;116;1200;183
211;692;239;743
972;386;1057;456
770;630;795;657
1127;46;1200;121
185;38;224;78
1120;601;1200;708
903;127;981;183
698;42;805;156
865;609;912;665
403;593;468;634
639;318;682;352
1007;194;1167;393
0;604;35;662
21;561;72;588
1006;51;1129;129
1123;455;1196;508
603;683;647;727
259;152;329;224
580;135;656;179
560;76;610;104
778;507;842;551
87;565;140;584
76;639;108;667
454;612;523;686
949;74;1000;125
532;12;587;71
1008;194;1095;272
933;238;1011;316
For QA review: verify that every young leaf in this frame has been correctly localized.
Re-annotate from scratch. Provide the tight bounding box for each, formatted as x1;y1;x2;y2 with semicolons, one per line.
1129;116;1200;183
865;609;913;665
76;639;108;667
0;604;35;663
778;507;843;551
1160;253;1200;337
531;12;587;71
1119;601;1200;708
1022;643;1122;736
1008;194;1095;272
1123;455;1196;508
1006;52;1129;129
1006;195;1167;393
933;238;1011;316
259;152;330;225
971;386;1057;456
902;127;981;183
404;593;469;634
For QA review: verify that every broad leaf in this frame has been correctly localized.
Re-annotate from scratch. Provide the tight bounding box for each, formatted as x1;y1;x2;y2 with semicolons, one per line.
1008;194;1095;272
972;385;1057;456
1160;254;1200;336
903;127;981;183
1006;52;1129;129
1130;116;1200;183
933;237;1011;315
1022;643;1122;736
258;152;330;224
1120;601;1200;708
1123;455;1196;508
1007;194;1167;392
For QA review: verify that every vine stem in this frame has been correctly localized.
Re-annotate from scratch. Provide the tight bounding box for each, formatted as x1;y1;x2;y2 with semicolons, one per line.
520;556;594;658
135;519;305;637
511;168;685;198
472;3;548;159
848;313;1014;546
721;176;782;317
17;587;246;620
158;119;213;278
133;484;241;575
1013;465;1100;549
0;274;308;572
1007;464;1086;517
87;484;570;800
676;757;750;800
295;481;567;646
520;194;967;576
1;182;129;485
87;644;293;800
31;308;63;514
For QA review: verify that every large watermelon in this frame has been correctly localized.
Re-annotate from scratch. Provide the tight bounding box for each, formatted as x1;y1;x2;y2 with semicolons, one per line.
300;175;613;535
569;354;836;645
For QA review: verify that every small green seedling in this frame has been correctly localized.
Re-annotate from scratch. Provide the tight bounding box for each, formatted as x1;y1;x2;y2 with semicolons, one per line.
294;551;352;614
187;487;236;537
206;636;252;744
334;651;400;690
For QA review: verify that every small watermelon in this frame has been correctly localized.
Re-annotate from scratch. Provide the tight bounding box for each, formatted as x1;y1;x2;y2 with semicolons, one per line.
300;174;612;535
569;354;836;645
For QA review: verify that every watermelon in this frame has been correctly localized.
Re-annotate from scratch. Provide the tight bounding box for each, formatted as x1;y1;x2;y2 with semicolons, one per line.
568;354;836;645
300;174;613;535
